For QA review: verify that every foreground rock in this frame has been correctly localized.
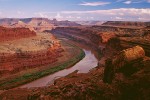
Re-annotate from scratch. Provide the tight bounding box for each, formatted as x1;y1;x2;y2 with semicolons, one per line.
103;46;145;83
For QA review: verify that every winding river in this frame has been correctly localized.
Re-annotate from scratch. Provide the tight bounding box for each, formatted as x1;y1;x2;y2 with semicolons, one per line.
20;49;98;88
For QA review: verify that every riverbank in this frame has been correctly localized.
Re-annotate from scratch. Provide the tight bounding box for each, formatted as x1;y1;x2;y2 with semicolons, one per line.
20;48;98;88
0;40;85;90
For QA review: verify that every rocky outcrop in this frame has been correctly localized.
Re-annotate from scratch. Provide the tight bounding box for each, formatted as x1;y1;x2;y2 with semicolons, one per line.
50;19;81;26
0;26;36;42
0;48;63;74
50;27;116;53
102;21;150;28
1;18;54;32
119;37;150;56
92;25;150;37
50;27;102;50
103;46;145;83
102;46;150;99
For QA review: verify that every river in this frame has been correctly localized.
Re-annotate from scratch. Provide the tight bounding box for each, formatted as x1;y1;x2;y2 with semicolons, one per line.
20;49;98;88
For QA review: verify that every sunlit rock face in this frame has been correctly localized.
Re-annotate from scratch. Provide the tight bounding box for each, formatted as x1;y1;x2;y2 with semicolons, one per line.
103;45;145;83
0;26;36;42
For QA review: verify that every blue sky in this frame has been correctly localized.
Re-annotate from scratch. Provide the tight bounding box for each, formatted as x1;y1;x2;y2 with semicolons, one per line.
0;0;150;21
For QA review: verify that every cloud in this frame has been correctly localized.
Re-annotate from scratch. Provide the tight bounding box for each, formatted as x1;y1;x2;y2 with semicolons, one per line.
79;1;111;6
123;1;132;4
55;13;64;20
117;0;148;4
23;8;150;21
61;8;150;15
115;16;124;20
60;8;150;21
17;11;25;15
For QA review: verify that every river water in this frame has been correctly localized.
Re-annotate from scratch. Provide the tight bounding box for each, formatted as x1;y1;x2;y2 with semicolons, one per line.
20;49;98;88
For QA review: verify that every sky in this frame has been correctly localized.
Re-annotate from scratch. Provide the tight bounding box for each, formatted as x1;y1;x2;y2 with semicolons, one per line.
0;0;150;21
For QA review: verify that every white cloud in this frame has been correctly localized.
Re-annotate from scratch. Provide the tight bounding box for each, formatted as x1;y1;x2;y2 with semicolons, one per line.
35;12;48;18
60;8;150;21
76;16;81;19
66;16;73;19
123;1;132;4
17;11;25;15
61;8;150;15
26;8;150;21
55;13;63;20
115;16;124;20
79;1;111;6
117;0;148;4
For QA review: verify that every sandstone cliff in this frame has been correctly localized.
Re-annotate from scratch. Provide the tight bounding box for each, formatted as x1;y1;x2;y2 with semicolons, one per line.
0;26;36;42
102;21;150;28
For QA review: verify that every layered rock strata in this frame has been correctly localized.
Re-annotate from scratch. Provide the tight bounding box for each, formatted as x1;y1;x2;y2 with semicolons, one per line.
0;26;36;42
0;27;63;75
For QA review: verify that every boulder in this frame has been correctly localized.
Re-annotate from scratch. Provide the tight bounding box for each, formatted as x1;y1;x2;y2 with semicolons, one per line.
103;45;145;83
113;45;145;69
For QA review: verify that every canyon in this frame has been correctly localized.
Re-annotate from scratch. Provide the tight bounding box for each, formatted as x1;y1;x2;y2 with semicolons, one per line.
0;26;64;77
0;20;150;100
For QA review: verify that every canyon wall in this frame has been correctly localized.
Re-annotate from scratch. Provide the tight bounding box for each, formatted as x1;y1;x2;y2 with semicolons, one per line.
50;26;150;68
0;47;63;74
50;27;107;52
102;21;150;28
0;26;36;42
0;27;63;75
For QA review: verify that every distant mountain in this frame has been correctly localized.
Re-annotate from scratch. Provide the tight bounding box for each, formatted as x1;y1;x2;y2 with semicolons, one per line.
0;18;20;26
50;19;81;26
102;21;150;28
0;18;81;32
75;21;105;26
11;21;27;27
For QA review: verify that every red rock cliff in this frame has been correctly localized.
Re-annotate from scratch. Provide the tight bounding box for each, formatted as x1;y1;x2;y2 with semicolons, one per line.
0;26;36;42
